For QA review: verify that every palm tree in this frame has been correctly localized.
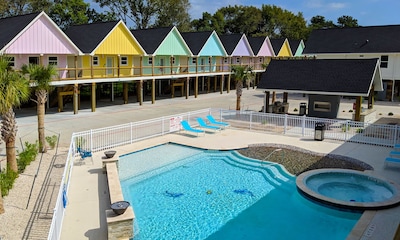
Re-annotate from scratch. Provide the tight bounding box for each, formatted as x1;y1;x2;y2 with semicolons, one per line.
231;65;255;110
22;64;57;153
0;56;30;172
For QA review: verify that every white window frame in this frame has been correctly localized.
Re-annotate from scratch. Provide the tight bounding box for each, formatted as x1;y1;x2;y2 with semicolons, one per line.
120;56;128;66
192;58;197;64
314;101;331;112
223;57;228;64
48;56;58;65
171;57;175;64
92;56;99;66
236;57;240;63
148;57;153;65
380;55;388;68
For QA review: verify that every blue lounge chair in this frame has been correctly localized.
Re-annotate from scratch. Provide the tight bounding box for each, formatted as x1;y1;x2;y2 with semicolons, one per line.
206;115;230;127
77;147;93;164
180;120;205;136
197;118;221;132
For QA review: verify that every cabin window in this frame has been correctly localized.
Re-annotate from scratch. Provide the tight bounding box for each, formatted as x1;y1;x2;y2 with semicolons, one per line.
29;57;39;65
192;58;196;64
48;56;58;65
92;56;99;66
120;56;128;66
8;56;15;67
148;57;153;65
171;57;175;64
259;57;263;63
380;55;388;68
314;101;331;112
236;57;240;63
208;57;211;64
223;57;228;63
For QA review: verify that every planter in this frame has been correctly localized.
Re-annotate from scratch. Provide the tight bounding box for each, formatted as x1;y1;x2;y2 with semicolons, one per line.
104;150;116;158
111;201;130;215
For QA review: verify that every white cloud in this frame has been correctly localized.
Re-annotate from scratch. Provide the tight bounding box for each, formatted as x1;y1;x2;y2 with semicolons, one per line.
327;2;347;9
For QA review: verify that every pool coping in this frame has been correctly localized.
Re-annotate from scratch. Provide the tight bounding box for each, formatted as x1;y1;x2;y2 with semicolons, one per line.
296;168;400;210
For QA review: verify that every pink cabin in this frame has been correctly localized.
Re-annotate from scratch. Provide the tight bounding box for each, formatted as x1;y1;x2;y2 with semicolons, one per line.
0;11;82;79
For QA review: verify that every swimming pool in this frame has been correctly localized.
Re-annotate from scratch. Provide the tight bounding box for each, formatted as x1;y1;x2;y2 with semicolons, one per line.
120;144;362;240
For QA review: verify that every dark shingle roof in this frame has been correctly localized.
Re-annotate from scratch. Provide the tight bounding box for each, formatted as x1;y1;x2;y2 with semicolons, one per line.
0;12;39;49
304;25;400;54
219;34;242;55
181;31;212;55
131;26;173;54
248;36;265;55
258;58;379;96
289;39;301;55
270;38;286;55
64;21;118;53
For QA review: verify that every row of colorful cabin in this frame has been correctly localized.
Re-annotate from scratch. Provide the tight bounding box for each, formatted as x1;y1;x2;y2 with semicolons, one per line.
0;12;305;84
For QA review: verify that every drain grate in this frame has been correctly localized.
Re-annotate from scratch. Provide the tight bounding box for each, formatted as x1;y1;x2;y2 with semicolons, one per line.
363;223;376;237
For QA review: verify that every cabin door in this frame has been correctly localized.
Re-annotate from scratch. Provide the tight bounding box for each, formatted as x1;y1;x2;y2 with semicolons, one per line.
106;57;113;76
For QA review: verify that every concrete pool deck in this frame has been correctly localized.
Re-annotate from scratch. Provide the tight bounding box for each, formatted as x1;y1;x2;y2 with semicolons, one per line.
61;129;400;240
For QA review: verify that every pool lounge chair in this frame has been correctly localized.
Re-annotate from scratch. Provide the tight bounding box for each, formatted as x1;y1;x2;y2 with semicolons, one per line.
180;120;205;136
197;118;221;132
206;115;230;128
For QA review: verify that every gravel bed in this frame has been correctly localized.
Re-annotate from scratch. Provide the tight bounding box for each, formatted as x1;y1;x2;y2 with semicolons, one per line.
238;143;373;176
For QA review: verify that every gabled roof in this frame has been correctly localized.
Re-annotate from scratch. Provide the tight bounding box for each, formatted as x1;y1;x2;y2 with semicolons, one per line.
248;36;265;55
304;25;400;54
65;21;119;53
131;26;174;54
219;34;243;55
270;38;287;56
0;12;39;50
289;39;301;55
181;31;212;55
258;58;382;96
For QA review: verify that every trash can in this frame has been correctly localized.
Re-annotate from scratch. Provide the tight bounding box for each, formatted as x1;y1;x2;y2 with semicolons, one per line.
299;102;307;116
314;122;326;141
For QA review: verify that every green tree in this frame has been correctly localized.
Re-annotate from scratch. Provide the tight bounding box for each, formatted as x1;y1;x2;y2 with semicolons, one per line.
48;0;89;30
0;56;30;172
231;65;254;111
215;5;262;35
337;15;359;28
259;4;308;39
0;0;52;17
153;0;191;31
21;64;57;153
308;15;336;30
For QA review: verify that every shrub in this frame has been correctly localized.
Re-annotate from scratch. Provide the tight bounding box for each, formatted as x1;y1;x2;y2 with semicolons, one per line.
341;124;350;132
46;135;58;149
356;128;364;133
17;141;39;173
388;112;394;116
0;167;18;197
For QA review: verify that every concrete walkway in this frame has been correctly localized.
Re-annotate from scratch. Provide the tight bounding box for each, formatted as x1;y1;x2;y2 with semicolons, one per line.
3;89;400;239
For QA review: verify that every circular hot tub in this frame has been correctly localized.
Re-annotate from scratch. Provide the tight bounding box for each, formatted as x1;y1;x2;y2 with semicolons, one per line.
296;169;400;210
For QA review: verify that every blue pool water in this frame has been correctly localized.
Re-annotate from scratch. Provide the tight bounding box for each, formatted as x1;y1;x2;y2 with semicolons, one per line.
120;144;362;240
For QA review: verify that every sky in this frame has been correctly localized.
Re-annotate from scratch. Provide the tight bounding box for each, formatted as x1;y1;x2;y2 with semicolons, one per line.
188;0;400;26
87;0;400;27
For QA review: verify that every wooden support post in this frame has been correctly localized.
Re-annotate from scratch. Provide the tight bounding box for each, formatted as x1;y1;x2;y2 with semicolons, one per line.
195;76;198;98
220;75;224;94
283;92;288;103
123;82;128;104
74;56;78;79
58;87;63;112
186;77;189;99
214;76;217;92
152;79;155;104
227;74;231;93
139;80;143;106
368;85;374;109
272;91;276;104
207;77;210;93
91;82;96;112
73;84;79;114
354;96;362;121
265;91;270;113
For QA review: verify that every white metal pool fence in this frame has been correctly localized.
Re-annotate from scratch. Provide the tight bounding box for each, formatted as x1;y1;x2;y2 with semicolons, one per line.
47;108;400;239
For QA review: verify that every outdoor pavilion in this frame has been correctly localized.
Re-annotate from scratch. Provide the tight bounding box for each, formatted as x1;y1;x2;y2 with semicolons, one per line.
257;58;383;121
